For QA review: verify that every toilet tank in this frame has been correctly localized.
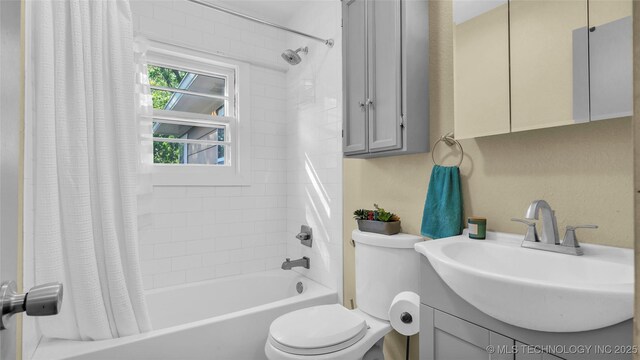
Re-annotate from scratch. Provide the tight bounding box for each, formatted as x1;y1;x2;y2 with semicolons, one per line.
353;230;423;320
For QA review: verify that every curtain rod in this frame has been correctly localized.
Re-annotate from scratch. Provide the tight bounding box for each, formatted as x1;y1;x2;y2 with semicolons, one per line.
186;0;334;47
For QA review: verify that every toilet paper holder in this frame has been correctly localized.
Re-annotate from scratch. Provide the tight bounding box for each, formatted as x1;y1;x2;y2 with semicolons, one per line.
389;291;420;336
400;312;413;324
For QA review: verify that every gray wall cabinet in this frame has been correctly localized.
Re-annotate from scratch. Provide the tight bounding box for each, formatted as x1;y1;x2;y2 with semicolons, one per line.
419;257;632;360
342;0;429;158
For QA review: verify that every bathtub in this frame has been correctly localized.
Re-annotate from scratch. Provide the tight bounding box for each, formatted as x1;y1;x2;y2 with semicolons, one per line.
33;270;337;360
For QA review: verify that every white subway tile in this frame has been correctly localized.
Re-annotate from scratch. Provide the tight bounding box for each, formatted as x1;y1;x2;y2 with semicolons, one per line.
241;259;266;274
185;267;216;283
172;25;203;47
228;248;255;262
214;209;243;224
171;197;202;212
215;263;242;278
171;226;203;242
140;228;172;244
240;30;265;47
153;186;187;198
154;242;186;259
202;251;230;266
138;16;172;39
183;14;215;34
226;197;256;210
154;5;185;25
172;255;202;271
142;275;154;290
215;186;243;197
153;212;187;229
141;258;172;276
154;271;185;288
140;245;154;261
214;236;242;251
186;239;216;254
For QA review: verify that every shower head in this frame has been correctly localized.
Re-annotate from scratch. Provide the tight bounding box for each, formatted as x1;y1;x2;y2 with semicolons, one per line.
281;47;308;65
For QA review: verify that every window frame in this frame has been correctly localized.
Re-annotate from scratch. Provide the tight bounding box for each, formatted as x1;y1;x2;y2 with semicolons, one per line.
144;42;251;186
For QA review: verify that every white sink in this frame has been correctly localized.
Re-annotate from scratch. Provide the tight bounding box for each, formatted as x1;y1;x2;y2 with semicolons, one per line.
414;231;634;332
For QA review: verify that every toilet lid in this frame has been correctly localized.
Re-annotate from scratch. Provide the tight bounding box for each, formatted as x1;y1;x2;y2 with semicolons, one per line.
269;304;368;355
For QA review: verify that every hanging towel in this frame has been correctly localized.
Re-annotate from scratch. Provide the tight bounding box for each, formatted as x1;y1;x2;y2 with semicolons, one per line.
421;165;463;239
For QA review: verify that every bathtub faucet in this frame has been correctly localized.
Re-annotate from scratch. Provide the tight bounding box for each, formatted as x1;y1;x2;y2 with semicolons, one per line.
281;257;310;270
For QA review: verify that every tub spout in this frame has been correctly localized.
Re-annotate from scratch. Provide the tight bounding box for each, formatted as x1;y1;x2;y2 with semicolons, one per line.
281;257;310;270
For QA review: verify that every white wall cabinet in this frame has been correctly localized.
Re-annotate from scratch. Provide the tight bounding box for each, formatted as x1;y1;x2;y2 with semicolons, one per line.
342;0;429;158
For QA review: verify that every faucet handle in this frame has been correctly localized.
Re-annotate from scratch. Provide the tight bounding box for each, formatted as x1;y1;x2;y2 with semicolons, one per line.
511;218;534;226
566;224;598;231
562;224;598;248
511;218;539;243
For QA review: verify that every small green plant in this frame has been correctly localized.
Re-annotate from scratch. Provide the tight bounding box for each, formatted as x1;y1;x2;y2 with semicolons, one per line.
353;204;400;222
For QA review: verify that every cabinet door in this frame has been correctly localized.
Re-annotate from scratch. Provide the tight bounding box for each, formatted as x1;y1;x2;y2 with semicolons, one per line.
453;0;510;139
343;0;368;155
421;305;514;360
588;16;632;121
367;0;402;152
510;0;589;131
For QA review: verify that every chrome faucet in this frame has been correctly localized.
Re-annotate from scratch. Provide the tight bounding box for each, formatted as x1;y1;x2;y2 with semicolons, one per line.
281;257;310;270
512;200;598;256
525;200;559;245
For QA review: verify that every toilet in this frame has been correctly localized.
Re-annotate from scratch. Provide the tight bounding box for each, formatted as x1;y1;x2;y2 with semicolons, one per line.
265;230;423;360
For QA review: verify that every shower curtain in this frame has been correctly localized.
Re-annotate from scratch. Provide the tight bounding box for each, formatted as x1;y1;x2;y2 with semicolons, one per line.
28;0;151;340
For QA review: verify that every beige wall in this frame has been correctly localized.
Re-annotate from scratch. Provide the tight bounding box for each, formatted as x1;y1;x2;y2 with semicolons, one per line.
633;0;639;356
343;1;634;359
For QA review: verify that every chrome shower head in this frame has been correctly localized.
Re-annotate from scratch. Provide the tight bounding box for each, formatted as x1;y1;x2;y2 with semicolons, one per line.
281;46;308;65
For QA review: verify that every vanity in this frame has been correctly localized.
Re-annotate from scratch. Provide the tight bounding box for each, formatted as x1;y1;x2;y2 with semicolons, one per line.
415;231;633;360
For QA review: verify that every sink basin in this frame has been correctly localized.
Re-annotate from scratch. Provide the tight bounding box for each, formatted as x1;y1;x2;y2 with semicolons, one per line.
414;231;634;332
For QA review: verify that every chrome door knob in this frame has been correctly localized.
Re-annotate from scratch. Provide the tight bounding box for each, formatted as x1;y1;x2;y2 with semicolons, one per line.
0;281;63;330
25;283;63;316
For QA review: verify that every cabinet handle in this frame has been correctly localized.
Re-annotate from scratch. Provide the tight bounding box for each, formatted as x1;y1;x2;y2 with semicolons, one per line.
366;98;374;106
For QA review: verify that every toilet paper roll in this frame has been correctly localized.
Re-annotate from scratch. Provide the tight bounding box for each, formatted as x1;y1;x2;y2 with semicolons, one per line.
388;291;420;336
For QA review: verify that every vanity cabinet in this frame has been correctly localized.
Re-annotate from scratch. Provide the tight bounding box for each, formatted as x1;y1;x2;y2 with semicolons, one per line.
422;305;514;360
342;0;429;158
419;257;633;360
421;305;564;360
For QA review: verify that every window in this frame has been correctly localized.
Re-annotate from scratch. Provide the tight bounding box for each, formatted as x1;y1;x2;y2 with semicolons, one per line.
144;43;251;185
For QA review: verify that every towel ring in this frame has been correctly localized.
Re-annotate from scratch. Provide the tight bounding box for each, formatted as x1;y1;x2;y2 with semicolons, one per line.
431;132;464;167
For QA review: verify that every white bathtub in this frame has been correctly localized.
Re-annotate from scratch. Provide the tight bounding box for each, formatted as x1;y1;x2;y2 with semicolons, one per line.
33;270;337;360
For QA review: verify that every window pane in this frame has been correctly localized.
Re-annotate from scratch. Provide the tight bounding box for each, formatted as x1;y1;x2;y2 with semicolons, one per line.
148;65;226;96
185;143;226;165
153;141;226;165
151;89;226;115
153;122;225;140
153;137;184;164
153;122;226;165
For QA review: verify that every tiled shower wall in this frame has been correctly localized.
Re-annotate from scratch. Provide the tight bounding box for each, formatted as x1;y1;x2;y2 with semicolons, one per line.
284;2;343;295
131;0;289;289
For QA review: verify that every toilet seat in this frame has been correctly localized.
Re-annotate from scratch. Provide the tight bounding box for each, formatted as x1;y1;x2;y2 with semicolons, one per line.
268;304;369;356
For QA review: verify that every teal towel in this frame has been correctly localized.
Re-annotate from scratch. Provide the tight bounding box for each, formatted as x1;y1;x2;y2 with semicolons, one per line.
421;165;463;239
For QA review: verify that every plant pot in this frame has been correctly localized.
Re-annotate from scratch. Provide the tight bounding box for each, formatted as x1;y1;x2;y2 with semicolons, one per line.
357;220;401;235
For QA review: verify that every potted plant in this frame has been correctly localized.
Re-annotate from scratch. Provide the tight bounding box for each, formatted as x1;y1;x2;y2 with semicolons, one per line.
353;204;401;235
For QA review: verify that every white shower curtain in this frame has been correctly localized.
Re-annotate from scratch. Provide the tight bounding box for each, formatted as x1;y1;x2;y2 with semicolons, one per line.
28;0;151;340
